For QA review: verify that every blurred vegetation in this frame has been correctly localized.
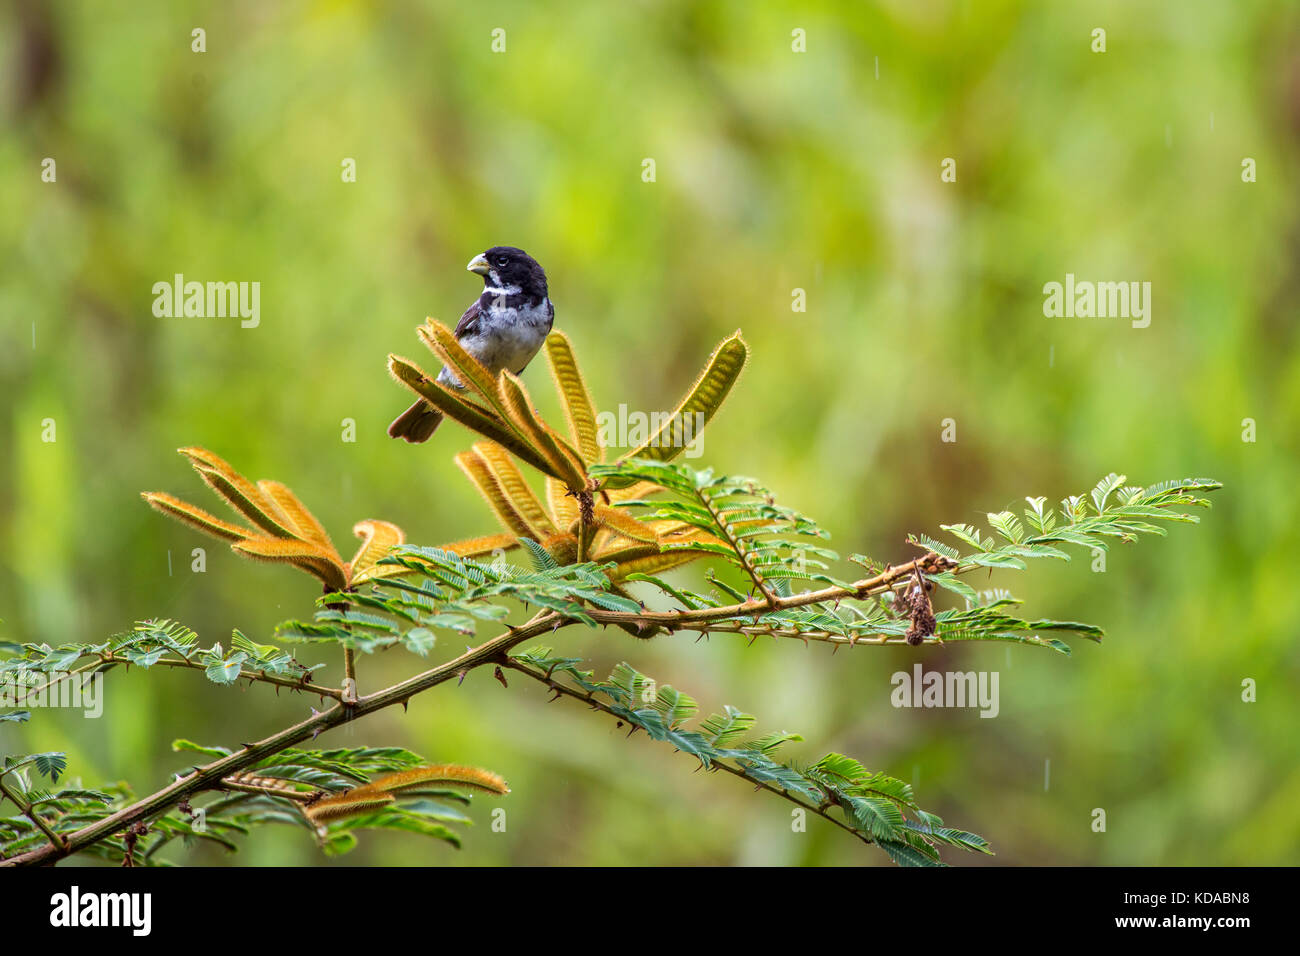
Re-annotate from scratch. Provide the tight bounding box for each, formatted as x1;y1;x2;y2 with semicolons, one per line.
2;0;1298;865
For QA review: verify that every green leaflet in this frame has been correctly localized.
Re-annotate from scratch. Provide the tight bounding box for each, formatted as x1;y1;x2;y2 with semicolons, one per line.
596;462;1194;654
0;744;499;865
591;458;834;597
273;546;650;656
508;649;992;866
930;475;1219;574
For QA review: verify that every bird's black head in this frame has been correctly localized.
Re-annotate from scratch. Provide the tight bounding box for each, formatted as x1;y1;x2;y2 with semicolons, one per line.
467;246;547;298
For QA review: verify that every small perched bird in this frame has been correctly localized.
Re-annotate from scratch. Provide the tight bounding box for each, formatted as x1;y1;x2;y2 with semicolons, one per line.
389;246;554;443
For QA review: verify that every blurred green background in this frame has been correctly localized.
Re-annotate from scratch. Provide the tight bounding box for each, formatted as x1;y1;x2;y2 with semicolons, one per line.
2;0;1298;866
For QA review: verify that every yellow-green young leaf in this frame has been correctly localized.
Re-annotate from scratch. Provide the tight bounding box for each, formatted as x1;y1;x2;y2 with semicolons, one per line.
590;504;660;544
231;537;348;590
499;372;587;487
547;428;588;479
606;548;706;581
662;528;732;550
223;771;311;795
603;525;727;579
348;519;407;584
258;480;340;561
602;331;749;489
547;476;580;528
589;526;616;556
438;533;519;558
545;330;601;463
595;541;662;566
303;791;396;825
606;479;666;504
456;450;547;539
388;354;557;476
196;467;298;538
473;442;557;536
417;320;514;423
140;492;252;542
643;518;704;538
354;765;509;796
178;447;297;538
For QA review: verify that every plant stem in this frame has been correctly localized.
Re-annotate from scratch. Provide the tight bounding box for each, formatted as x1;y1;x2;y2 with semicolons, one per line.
1;556;952;866
327;584;359;705
219;778;316;802
613;553;954;628
146;656;345;700
342;648;357;704
16;661;101;699
501;658;871;847
0;609;565;867
20;654;343;701
698;483;778;607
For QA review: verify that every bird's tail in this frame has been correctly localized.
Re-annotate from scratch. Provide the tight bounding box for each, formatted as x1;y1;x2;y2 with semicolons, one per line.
388;400;444;443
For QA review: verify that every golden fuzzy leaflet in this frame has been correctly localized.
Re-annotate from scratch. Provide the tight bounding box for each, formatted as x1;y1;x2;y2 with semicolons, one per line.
473;442;557;536
178;454;297;539
232;536;348;590
545;423;589;484
547;476;580;527
348;520;407;584
644;518;701;538
178;447;296;537
224;772;302;791
387;355;558;476
140;492;251;542
544;330;602;463
499;372;587;487
455;450;544;539
605;548;703;581
589;526;615;555
603;525;727;579
607;479;665;503
303;792;395;825
353;765;510;796
437;533;519;558
257;480;341;561
590;504;660;544
601;331;749;489
303;765;507;827
595;541;662;566
418;320;516;426
541;531;579;565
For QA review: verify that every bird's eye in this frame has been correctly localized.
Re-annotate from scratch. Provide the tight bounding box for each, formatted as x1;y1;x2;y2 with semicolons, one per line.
495;256;508;267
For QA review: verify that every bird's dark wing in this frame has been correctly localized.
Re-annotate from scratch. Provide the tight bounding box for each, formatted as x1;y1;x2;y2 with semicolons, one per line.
453;298;482;339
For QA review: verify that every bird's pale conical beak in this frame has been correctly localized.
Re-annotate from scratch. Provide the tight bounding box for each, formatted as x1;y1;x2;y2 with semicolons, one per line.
467;253;491;275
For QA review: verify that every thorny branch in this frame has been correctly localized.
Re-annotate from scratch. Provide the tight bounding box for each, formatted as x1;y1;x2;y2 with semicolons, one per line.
500;657;874;847
1;553;952;867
